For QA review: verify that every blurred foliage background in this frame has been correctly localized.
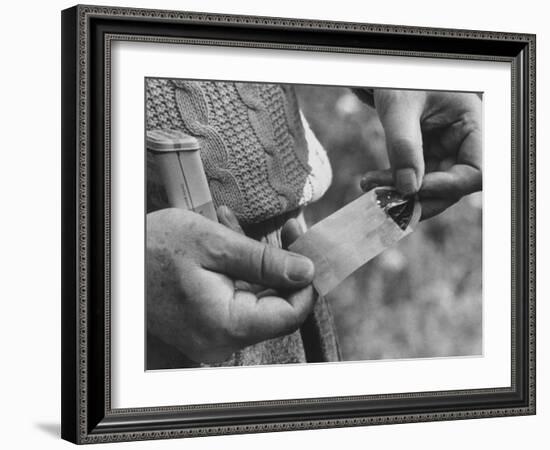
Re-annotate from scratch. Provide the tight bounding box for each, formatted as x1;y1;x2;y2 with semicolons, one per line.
295;85;482;361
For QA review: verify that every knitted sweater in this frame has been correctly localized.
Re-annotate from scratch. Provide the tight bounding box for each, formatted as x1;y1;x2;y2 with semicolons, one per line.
146;78;332;223
145;78;340;369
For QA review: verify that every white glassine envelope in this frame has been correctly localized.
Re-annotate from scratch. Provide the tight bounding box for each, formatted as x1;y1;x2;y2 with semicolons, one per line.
289;187;421;296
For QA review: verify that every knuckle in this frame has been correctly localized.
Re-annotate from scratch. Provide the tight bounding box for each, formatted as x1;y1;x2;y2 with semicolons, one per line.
198;227;231;261
390;137;421;162
222;303;252;346
234;242;265;282
203;236;231;261
257;244;271;282
391;136;416;152
224;314;256;348
226;321;250;346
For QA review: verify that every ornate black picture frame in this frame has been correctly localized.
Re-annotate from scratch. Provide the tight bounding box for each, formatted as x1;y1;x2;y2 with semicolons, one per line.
61;4;536;444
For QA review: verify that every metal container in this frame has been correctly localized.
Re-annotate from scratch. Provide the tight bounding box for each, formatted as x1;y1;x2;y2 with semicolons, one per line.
147;129;217;222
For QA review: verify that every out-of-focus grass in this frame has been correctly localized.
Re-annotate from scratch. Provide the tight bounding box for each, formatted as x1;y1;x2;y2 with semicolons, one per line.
296;85;482;360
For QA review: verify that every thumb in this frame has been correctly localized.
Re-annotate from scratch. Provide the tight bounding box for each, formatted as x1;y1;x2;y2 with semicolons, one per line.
201;220;314;290
375;90;425;196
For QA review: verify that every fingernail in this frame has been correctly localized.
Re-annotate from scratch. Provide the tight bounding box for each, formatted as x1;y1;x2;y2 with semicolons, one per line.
285;254;315;283
395;168;418;196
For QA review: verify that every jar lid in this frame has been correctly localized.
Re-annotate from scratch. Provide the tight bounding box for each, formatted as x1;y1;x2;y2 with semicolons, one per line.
146;129;200;152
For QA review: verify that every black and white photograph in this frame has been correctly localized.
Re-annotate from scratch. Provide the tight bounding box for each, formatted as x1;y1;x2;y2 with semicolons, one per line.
55;3;536;445
145;79;483;370
1;0;545;445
